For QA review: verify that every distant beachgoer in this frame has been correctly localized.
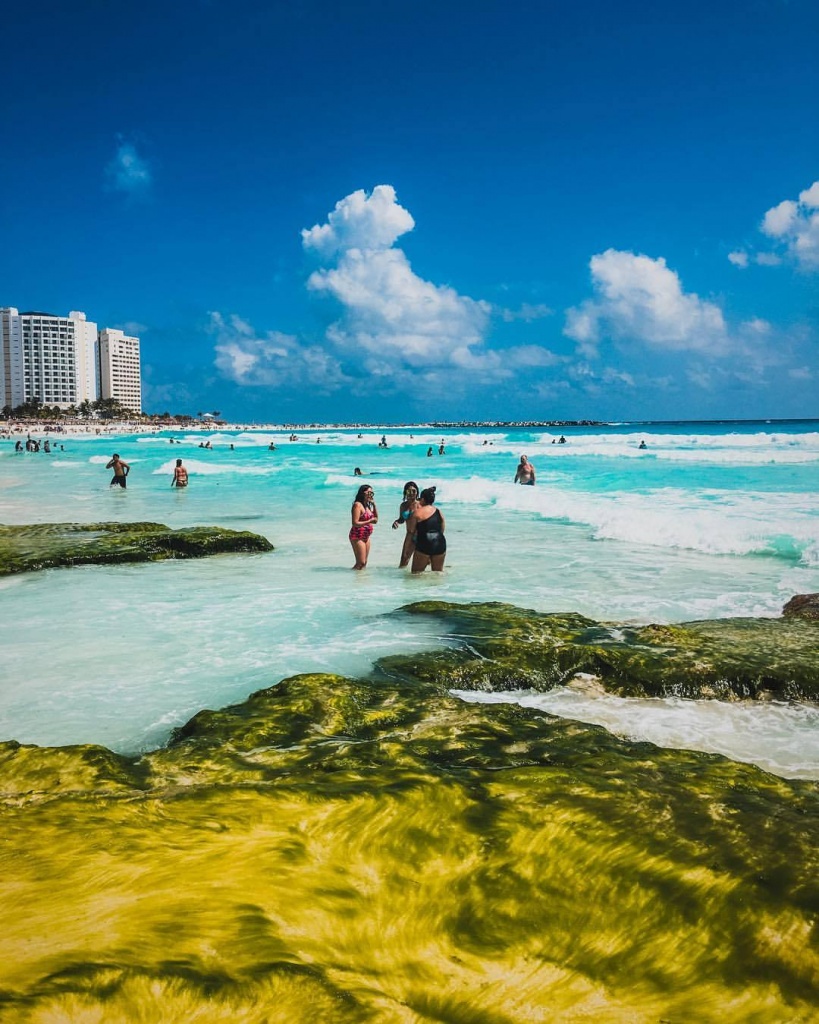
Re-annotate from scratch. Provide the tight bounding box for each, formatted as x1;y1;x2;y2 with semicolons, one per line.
14;440;22;451
392;480;420;568
514;455;535;485
426;446;433;457
229;443;235;450
639;440;647;450
380;435;387;447
43;440;51;453
438;442;445;455
408;486;446;573
171;458;189;488
106;453;130;488
349;484;378;570
268;442;276;451
558;435;566;444
354;467;363;476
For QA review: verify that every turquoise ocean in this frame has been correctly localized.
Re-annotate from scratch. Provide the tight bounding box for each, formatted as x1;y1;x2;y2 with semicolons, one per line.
1;420;818;778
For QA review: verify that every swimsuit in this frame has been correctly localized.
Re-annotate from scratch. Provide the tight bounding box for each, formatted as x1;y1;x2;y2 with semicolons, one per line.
349;505;375;542
111;475;127;488
414;509;446;557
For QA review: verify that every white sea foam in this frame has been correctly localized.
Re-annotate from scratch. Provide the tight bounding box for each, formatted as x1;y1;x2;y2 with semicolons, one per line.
453;687;819;780
151;458;281;476
440;477;819;563
88;454;144;464
476;431;819;464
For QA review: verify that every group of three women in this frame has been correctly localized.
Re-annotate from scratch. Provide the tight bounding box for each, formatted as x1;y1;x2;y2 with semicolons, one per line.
349;481;446;573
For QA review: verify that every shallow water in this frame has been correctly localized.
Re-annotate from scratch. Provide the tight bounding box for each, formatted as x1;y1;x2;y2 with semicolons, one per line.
1;420;817;773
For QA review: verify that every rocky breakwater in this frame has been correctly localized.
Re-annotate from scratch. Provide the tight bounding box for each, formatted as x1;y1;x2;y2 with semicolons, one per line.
0;598;818;1021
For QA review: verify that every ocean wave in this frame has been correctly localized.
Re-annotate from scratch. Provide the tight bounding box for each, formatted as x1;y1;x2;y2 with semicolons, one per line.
88;454;142;464
442;477;819;562
465;431;819;464
151;459;282;476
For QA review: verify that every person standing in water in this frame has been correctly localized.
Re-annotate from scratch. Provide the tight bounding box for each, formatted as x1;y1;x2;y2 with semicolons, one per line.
407;486;446;573
171;459;189;487
392;480;420;568
349;484;378;570
514;454;536;485
106;453;130;488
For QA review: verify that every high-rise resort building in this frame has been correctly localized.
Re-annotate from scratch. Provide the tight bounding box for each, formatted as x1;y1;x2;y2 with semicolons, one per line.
98;328;142;413
0;308;142;413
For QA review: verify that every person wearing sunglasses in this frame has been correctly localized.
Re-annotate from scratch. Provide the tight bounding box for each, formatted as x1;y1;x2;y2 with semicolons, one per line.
392;480;420;568
349;484;378;570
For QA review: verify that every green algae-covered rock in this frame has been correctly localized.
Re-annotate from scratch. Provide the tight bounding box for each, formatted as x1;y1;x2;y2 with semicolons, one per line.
1;665;818;1022
0;520;273;575
388;600;819;701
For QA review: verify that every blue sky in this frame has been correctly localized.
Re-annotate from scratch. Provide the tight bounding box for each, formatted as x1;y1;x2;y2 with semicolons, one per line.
2;0;817;423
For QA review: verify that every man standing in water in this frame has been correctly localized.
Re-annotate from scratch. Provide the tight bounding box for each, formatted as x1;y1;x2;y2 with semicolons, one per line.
514;454;536;485
106;453;130;488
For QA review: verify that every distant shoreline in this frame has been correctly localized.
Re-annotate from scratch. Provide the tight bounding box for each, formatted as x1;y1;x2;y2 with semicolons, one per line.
2;416;818;438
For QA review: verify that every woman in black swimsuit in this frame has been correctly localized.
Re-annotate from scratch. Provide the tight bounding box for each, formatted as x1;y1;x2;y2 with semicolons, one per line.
407;486;446;574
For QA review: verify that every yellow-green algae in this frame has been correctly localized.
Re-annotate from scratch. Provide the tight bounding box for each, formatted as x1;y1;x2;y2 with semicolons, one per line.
1;648;818;1022
387;600;819;701
0;521;273;575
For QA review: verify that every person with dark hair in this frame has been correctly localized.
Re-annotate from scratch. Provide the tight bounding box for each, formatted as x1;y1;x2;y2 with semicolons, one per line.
106;453;130;488
408;486;446;573
171;458;189;487
349;483;378;570
392;481;420;567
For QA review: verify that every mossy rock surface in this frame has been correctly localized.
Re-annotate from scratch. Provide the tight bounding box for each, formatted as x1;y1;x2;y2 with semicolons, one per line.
0;520;273;575
1;656;818;1021
385;600;819;701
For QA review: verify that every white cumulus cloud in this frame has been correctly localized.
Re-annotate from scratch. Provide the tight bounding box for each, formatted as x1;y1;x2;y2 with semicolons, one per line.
301;185;415;258
564;249;729;356
757;180;819;270
213;184;562;404
105;140;151;195
305;185;491;368
210;312;348;392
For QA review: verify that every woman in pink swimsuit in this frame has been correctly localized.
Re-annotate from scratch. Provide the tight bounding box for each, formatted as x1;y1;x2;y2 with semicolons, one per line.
349;484;378;570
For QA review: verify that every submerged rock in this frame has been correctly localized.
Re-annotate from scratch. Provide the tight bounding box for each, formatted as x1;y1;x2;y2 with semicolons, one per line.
0;520;273;575
386;600;819;701
1;660;818;1021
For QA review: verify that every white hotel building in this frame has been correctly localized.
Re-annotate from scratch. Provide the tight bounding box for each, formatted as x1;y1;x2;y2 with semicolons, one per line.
0;308;142;413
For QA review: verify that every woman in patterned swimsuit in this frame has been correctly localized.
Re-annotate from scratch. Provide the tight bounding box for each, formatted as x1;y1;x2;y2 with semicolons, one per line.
349;484;378;570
